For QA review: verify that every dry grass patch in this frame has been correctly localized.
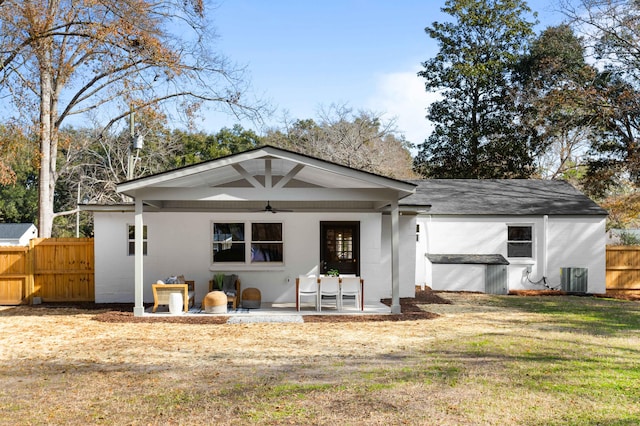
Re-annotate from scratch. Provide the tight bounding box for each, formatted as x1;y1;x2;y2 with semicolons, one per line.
1;291;639;425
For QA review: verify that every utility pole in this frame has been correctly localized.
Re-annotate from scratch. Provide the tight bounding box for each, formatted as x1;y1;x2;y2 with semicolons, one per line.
127;105;144;180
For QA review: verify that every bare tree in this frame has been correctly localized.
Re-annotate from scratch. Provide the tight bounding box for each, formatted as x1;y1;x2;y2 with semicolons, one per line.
0;0;263;236
560;1;640;194
562;0;640;81
265;105;417;180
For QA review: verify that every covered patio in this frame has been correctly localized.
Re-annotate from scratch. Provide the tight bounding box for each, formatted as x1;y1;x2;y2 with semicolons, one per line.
94;146;417;316
146;299;393;321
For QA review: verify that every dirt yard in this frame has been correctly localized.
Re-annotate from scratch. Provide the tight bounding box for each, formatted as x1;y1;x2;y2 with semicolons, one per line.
1;289;638;425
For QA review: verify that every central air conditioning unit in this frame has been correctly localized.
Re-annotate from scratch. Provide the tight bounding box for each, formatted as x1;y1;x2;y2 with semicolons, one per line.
560;267;588;293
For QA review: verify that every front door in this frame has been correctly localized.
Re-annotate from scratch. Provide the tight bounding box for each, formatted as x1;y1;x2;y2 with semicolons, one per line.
320;222;360;276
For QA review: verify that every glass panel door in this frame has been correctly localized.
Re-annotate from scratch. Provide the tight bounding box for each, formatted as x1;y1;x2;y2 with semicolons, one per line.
320;222;360;275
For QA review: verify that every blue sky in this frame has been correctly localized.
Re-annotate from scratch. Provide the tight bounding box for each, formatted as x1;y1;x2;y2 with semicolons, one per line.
200;0;567;147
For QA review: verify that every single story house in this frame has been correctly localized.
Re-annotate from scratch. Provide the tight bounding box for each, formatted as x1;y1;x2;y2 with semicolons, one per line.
84;147;608;315
86;146;418;316
406;180;608;294
0;223;37;246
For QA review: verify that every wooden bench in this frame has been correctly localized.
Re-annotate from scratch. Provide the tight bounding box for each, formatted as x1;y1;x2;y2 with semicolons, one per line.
151;281;195;313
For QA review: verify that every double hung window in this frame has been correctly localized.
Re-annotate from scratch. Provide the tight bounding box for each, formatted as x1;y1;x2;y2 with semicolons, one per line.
507;225;533;258
213;223;245;262
127;225;148;256
213;222;283;264
251;223;283;262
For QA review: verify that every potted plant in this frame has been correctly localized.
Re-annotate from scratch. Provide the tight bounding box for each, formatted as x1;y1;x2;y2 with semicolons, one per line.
213;273;225;291
327;268;340;277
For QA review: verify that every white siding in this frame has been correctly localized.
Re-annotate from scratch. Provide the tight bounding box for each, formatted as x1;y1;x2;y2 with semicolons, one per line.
417;215;606;294
94;211;397;304
431;264;485;292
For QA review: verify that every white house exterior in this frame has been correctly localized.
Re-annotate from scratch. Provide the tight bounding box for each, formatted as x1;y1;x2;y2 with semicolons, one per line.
86;149;609;314
0;223;37;246
92;210;417;305
87;146;417;315
405;180;608;294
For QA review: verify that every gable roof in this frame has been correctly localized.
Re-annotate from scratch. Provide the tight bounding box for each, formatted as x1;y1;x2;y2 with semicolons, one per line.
401;179;607;216
116;145;416;211
0;223;36;239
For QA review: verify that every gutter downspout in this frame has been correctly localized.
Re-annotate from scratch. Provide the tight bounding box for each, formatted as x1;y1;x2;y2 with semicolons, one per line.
543;215;548;278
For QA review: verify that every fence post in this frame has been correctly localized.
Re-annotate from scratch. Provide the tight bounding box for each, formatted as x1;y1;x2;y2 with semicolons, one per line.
26;239;35;304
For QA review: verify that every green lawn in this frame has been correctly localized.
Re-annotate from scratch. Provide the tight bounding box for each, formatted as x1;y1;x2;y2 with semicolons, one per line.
413;295;640;425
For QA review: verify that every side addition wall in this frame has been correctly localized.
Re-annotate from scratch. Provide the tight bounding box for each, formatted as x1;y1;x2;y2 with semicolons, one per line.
416;215;606;294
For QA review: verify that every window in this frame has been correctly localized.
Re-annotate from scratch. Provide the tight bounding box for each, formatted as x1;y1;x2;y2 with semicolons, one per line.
128;225;148;256
507;225;532;258
251;223;283;262
212;222;284;264
213;223;245;262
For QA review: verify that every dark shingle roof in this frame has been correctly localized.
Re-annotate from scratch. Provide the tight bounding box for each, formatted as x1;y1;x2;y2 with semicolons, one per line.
0;223;35;239
402;179;607;216
427;254;509;265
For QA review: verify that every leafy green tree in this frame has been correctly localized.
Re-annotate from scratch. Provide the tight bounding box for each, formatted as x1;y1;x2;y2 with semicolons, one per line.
414;0;539;178
581;71;640;197
515;25;596;181
0;130;38;224
172;124;262;167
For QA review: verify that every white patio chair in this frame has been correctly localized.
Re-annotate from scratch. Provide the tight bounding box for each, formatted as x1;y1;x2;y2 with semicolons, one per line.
319;276;341;311
296;275;319;311
340;276;362;310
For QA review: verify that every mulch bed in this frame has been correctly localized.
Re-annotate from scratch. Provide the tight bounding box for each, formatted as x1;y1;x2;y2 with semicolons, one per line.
80;288;450;324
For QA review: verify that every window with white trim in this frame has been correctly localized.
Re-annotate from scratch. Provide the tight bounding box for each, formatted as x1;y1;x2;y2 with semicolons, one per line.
213;223;245;262
127;224;148;256
212;222;283;264
251;223;283;262
507;225;533;258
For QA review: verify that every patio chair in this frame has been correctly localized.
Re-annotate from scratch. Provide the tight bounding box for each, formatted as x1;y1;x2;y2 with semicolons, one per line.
319;276;341;311
296;275;319;311
340;276;363;310
151;280;195;313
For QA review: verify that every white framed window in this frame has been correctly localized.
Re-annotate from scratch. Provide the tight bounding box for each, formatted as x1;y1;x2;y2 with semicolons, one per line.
127;224;148;256
507;225;533;258
212;222;283;264
212;223;245;262
251;223;283;262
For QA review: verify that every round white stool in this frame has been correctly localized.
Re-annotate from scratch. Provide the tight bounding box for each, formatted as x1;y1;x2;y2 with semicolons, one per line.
169;292;184;315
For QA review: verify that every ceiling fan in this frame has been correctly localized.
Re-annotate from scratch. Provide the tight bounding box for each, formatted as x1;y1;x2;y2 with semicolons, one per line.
258;201;293;214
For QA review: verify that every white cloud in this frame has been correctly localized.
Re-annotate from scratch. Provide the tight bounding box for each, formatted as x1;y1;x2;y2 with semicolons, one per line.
366;69;440;149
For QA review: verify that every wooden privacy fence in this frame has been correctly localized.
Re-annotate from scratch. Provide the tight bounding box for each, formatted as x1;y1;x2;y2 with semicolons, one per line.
0;238;94;305
606;246;640;297
0;240;637;303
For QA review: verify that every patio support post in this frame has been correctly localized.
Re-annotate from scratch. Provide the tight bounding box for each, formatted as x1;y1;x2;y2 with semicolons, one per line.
133;198;145;316
390;199;401;314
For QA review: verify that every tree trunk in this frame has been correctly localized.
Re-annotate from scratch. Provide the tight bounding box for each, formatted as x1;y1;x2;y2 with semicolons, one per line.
38;67;54;238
